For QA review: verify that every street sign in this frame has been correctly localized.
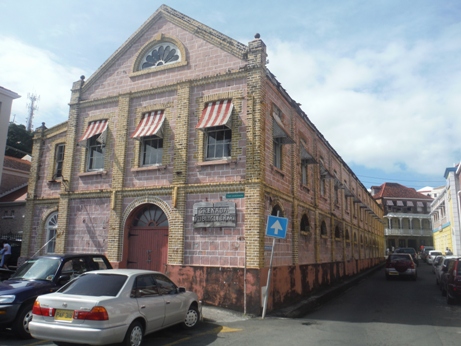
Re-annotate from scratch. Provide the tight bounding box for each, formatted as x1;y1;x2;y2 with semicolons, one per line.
265;215;288;239
225;192;244;199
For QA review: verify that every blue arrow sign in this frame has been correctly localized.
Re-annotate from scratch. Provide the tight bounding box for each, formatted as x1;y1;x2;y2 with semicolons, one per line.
266;215;288;239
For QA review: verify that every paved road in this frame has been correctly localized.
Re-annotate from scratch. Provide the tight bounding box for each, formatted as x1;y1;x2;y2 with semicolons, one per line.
2;262;460;346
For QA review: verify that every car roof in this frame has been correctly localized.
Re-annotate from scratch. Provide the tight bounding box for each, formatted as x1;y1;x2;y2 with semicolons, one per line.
83;269;163;276
29;254;108;260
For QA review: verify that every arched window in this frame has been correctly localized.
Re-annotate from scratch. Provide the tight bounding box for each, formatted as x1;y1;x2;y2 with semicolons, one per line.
345;229;350;241
45;212;58;253
132;204;168;227
320;221;327;236
139;42;181;70
300;214;310;233
335;226;341;239
271;204;283;217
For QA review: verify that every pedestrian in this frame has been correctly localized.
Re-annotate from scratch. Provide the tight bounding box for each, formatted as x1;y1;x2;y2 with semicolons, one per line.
0;240;12;269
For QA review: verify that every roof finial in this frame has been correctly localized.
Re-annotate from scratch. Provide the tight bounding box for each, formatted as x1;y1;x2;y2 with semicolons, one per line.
254;33;260;39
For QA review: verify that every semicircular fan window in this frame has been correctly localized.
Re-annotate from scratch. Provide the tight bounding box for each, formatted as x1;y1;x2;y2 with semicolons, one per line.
140;42;181;70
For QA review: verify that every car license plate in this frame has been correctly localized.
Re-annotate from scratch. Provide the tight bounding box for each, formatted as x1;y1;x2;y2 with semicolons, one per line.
55;309;73;321
389;272;399;275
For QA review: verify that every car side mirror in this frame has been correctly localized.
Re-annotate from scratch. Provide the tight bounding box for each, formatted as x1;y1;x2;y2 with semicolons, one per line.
57;274;71;285
178;287;186;293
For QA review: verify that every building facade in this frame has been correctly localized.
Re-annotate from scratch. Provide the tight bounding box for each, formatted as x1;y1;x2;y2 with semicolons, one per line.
23;5;384;314
0;87;20;182
430;166;461;255
371;183;433;251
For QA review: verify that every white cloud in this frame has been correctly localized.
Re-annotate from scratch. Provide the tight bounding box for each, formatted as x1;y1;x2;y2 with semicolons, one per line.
0;36;85;129
267;33;461;177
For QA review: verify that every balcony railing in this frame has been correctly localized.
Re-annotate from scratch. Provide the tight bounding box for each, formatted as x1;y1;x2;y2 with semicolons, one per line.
384;228;433;237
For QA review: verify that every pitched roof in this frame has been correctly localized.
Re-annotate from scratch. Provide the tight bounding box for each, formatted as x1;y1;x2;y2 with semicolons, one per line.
1;156;30;197
371;182;433;200
82;4;248;93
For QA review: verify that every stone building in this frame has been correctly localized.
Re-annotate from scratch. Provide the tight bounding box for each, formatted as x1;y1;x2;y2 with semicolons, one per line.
23;5;384;314
371;182;433;251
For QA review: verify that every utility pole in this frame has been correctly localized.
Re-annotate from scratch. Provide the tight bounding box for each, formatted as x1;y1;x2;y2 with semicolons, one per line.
26;93;39;132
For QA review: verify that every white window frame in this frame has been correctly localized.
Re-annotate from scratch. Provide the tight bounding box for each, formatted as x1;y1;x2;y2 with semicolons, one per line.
86;136;105;171
141;135;163;166
54;143;65;178
45;212;58;254
205;125;232;160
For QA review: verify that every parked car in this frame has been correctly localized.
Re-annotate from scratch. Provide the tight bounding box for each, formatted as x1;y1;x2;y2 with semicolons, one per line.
385;253;417;280
421;246;435;262
0;253;112;339
394;247;419;266
30;269;202;346
439;257;461;304
427;250;443;265
432;255;444;274
435;256;458;286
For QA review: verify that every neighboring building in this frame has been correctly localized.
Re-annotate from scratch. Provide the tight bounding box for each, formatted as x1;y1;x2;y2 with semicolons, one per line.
0;155;31;239
430;166;461;255
23;5;384;314
0;86;21;182
371;183;433;251
418;186;444;200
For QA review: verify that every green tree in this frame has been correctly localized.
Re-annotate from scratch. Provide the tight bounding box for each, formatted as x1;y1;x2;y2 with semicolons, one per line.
5;123;33;158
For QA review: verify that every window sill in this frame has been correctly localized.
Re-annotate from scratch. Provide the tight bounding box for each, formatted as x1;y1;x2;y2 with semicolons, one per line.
271;165;285;177
300;231;311;236
196;159;236;167
132;165;167;172
78;170;107;177
300;184;310;193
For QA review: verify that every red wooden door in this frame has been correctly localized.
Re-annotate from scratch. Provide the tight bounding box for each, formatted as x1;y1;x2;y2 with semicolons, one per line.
127;204;169;272
128;227;168;272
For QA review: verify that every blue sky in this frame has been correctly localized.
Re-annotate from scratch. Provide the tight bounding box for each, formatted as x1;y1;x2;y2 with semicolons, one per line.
1;0;460;190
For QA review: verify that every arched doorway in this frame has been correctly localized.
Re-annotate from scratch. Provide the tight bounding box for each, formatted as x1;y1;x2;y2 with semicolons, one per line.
127;204;169;272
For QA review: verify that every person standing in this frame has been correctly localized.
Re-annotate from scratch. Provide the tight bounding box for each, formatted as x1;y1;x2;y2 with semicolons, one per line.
0;241;12;269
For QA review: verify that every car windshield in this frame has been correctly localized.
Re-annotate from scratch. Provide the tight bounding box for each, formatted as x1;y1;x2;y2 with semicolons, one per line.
11;257;60;281
58;273;127;296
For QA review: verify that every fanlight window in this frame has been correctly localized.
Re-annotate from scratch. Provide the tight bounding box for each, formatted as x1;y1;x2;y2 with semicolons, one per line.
140;43;181;70
132;205;168;227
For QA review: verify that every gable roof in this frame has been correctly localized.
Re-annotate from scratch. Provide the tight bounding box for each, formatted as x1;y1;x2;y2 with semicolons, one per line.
371;182;433;200
82;5;248;93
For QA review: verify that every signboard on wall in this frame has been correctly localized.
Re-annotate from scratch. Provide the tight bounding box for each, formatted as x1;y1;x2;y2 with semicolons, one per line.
193;201;237;228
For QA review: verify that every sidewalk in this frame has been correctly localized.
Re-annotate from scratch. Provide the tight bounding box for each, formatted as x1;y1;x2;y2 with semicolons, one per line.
202;263;385;322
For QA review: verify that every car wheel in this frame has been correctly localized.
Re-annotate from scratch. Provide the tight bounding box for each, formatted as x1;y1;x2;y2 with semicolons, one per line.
12;303;33;339
122;321;144;346
182;305;200;329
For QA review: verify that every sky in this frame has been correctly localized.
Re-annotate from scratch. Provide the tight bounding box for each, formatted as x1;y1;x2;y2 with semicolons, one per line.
1;0;460;191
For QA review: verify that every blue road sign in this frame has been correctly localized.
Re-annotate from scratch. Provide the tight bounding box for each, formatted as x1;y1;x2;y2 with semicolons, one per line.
266;215;288;239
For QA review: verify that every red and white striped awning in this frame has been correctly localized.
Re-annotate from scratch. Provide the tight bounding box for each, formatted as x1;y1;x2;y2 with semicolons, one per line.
79;120;108;143
131;110;165;139
196;99;233;129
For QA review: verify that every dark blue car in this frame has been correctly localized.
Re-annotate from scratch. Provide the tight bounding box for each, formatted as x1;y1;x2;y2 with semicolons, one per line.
0;254;112;339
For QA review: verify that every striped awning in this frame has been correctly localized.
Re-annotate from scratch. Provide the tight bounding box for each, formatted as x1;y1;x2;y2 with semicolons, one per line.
79;120;108;143
407;201;414;207
386;200;394;206
131;110;165;139
196;99;233;129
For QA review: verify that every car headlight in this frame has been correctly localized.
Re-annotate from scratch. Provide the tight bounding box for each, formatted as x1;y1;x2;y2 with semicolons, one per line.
0;295;16;304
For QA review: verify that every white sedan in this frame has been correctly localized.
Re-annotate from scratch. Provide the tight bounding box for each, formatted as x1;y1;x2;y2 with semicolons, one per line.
29;269;202;346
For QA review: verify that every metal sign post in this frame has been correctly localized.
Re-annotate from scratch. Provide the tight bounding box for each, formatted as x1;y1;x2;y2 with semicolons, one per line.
262;214;288;319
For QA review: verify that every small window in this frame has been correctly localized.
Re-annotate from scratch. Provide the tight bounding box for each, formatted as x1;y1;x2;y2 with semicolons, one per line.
142;136;163;166
54;144;65;178
206;126;231;160
273;138;283;169
320;221;327;236
45;212;58;253
271;204;284;217
335;226;341;239
301;160;308;185
86;136;105;171
300;214;310;233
